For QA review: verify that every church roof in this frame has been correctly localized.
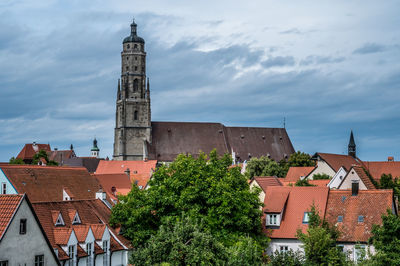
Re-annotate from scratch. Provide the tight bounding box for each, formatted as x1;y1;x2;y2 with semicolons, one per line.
147;121;295;162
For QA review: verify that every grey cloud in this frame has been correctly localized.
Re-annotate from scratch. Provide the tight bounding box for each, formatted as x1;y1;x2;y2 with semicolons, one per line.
300;55;346;65
353;43;386;54
280;28;302;34
261;56;295;68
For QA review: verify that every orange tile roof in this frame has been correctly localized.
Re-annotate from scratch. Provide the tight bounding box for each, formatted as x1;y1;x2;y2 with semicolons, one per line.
17;143;51;160
284;167;315;182
93;173;132;199
53;228;73;245
316;153;362;172
352;166;376;189
325;190;393;242
0;165;102;202
252;176;283;192
94;242;105;254
91;224;107;240
264;187;290;213
77;244;88;258
363;161;400;180
0;194;23;240
95;160;157;188
73;225;90;243
263;186;329;239
309;179;330;187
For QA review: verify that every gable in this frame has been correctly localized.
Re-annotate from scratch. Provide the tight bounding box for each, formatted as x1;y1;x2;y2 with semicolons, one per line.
0;169;18;194
327;167;347;189
338;166;375;190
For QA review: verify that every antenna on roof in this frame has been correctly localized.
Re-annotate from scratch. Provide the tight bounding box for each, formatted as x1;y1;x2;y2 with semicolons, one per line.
283;117;286;129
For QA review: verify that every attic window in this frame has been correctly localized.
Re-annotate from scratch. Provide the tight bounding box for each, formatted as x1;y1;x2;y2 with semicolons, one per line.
337;216;343;223
303;212;311;224
72;212;81;225
341;196;346;202
55;213;65;226
266;214;279;226
358;215;364;223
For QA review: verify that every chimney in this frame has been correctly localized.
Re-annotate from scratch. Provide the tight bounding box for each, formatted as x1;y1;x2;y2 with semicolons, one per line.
124;168;130;177
352;181;359;196
388;156;394;162
111;186;116;196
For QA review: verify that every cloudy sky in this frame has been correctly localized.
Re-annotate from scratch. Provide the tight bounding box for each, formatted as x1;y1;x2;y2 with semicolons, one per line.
1;0;399;161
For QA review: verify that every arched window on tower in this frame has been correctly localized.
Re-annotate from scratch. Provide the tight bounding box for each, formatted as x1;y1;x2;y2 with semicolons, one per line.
133;79;139;92
134;110;138;120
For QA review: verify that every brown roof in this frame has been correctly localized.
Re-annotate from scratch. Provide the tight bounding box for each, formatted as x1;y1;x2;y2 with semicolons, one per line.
17;143;51;160
32;199;132;249
252;176;283;192
325;190;393;242
48;150;76;164
284;167;315;182
0;165;102;202
363;161;400;180
309;179;330;187
63;157;103;173
0;194;23;240
315;153;362;172
148;122;295;162
93;173;132;200
263;186;329;239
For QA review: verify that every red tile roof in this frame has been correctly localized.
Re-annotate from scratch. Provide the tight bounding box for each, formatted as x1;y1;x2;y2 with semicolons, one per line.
53;228;73;245
252;176;283;192
284;167;315;182
263;186;329;239
325;190;393;242
17;143;51;160
264;187;291;213
93;173;132;200
316;153;362;172
352;166;376;189
363;161;400;180
95;160;157;188
0;165;102;202
0;194;23;240
309;179;330;187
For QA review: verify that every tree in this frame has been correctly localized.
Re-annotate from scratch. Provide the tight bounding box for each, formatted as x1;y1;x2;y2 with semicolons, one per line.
9;157;25;164
110;150;266;249
296;204;346;265
267;250;304;266
246;156;286;178
379;174;400;199
32;149;58;166
368;209;400;265
287;151;315;167
295;179;315;187
313;173;331;180
130;215;229;265
227;236;265;266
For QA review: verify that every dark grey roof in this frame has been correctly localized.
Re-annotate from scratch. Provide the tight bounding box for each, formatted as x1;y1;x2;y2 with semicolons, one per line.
63;157;103;173
147;121;294;162
123;35;145;44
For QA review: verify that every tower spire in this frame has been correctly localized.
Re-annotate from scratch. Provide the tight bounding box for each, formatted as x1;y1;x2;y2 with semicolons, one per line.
348;130;356;158
131;18;137;36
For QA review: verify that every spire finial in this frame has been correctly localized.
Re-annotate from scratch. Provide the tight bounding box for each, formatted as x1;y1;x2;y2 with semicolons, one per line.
130;17;137;35
348;130;356;157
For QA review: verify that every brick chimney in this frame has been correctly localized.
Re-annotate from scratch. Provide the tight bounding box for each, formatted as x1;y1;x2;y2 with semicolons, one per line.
388;156;394;162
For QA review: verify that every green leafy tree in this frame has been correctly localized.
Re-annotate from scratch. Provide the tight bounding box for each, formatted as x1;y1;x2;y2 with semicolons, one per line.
368;209;400;265
32;150;58;166
130;215;229;265
313;173;331;180
246;156;286;178
379;174;400;199
287;151;315;167
9;157;25;164
296;204;346;265
295;179;315;187
111;150;265;249
267;250;305;266
227;236;265;266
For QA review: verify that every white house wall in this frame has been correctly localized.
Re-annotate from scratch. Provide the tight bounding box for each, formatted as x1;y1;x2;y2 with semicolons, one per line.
0;199;58;265
0;169;18;194
111;250;128;266
249;181;265;204
267;238;303;255
307;161;336;180
328;167;347;189
338;170;368;190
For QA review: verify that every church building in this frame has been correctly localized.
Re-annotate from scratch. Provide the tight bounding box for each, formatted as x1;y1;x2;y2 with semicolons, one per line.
113;20;295;162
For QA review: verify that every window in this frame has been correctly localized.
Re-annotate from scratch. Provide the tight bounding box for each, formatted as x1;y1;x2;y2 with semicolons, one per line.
68;245;75;266
135;56;137;60
103;240;109;266
134;111;138;120
354;245;366;262
126;66;129;71
55;213;65;226
135;66;138;71
35;255;44;266
134;44;137;49
0;261;8;266
86;242;93;266
72;212;81;225
19;219;27;234
358;215;364;223
337;216;343;223
303;212;310;224
127;44;130;49
133;79;139;91
1;183;6;194
279;246;289;253
266;214;279;226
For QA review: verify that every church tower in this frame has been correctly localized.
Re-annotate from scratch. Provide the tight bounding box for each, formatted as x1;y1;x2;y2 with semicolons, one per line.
113;19;151;161
348;130;356;158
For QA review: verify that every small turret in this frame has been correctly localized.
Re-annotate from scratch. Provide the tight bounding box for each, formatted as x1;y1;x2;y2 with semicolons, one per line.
348;130;356;158
91;138;100;158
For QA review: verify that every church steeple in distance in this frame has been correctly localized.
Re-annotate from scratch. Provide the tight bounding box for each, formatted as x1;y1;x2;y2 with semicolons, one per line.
348;130;356;158
113;19;152;161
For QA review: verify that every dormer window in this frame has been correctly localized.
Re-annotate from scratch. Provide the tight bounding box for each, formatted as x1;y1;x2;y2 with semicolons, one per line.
266;214;280;226
337;216;343;223
303;212;311;224
358;215;364;223
55;213;65;226
72;212;81;225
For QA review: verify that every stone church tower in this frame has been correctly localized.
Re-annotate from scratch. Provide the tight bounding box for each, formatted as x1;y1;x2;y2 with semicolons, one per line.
113;19;151;161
